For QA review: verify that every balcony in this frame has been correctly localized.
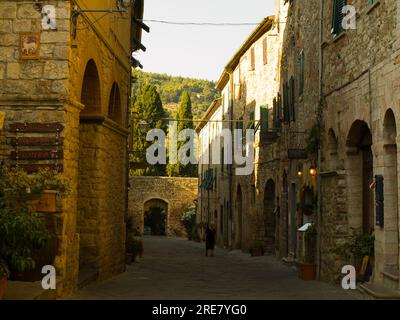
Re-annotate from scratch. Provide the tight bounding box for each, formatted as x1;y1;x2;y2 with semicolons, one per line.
285;130;308;159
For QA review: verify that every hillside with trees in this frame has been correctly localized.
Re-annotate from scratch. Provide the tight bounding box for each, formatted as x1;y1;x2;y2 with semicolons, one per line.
132;70;219;120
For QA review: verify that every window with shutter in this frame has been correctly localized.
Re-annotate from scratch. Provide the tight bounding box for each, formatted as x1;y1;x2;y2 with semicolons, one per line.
261;105;269;131
249;47;255;71
283;82;290;123
332;0;346;35
277;93;282;125
289;76;295;122
298;50;304;96
263;38;268;65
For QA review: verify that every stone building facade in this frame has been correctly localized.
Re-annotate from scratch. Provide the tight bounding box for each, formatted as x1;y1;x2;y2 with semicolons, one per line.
319;0;400;294
197;0;289;253
0;0;146;297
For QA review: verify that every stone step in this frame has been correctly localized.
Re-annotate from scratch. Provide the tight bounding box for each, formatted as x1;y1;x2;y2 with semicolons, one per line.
358;283;400;300
78;267;99;289
382;267;399;290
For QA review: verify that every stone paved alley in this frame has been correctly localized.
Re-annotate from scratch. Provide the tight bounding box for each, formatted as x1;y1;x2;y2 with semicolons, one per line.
71;237;364;300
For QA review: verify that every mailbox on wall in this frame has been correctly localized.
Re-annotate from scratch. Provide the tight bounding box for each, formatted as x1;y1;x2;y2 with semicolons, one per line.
375;175;384;228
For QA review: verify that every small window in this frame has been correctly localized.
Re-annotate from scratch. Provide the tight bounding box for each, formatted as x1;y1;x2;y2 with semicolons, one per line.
262;38;268;65
249;47;255;71
331;0;346;35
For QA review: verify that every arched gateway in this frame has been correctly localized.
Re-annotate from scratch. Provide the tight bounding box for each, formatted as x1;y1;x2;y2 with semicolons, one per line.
129;177;198;237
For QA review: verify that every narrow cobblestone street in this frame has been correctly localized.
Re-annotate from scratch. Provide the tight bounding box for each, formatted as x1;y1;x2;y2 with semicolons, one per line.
71;237;363;300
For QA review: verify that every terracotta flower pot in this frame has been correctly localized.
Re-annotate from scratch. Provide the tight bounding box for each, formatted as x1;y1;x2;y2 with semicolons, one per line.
298;263;316;281
0;276;7;300
35;190;57;213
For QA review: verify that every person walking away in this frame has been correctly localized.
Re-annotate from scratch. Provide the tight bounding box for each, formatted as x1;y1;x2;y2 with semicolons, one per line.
205;224;216;257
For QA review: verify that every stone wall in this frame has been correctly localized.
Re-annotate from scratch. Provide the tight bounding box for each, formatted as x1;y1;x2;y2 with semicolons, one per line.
129;177;198;237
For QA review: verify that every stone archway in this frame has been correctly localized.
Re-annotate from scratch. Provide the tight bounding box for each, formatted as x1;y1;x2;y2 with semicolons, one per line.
77;59;102;284
108;82;122;125
346;120;374;234
129;177;198;237
77;59;127;287
235;185;243;249
264;179;276;255
382;109;399;270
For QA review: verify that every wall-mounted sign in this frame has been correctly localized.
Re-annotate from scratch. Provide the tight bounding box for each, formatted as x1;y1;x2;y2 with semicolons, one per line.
41;5;57;30
20;32;40;60
0;112;5;130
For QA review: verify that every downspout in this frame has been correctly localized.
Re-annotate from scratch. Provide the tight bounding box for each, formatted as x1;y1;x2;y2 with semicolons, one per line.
316;0;324;280
229;70;234;250
125;9;133;227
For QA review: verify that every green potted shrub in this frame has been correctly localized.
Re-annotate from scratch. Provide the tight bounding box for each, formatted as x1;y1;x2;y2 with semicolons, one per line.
0;197;49;299
298;223;317;280
181;204;196;240
333;231;375;281
0;165;69;296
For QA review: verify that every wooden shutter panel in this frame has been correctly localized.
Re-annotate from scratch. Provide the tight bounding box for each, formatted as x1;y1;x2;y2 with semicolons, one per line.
299;50;304;96
290;76;295;122
332;0;346;34
375;175;384;228
261;105;269;131
283;83;289;123
263;38;268;65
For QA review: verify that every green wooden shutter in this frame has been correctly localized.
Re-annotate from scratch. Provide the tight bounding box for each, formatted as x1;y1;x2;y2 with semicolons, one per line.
332;0;346;34
261;105;269;131
299;50;304;96
290;76;295;122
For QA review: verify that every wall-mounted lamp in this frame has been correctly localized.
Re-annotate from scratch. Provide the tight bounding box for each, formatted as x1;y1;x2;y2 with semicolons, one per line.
297;163;303;177
310;167;317;177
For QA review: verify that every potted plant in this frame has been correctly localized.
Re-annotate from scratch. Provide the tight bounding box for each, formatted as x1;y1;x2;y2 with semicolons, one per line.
298;223;317;280
181;204;196;240
0;261;9;300
249;241;265;257
0;165;68;290
30;169;70;213
333;231;375;281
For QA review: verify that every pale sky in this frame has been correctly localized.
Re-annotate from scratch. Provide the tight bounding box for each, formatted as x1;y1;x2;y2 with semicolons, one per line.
135;0;276;81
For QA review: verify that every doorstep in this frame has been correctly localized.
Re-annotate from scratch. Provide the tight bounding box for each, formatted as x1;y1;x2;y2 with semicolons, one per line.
3;280;57;300
358;283;400;300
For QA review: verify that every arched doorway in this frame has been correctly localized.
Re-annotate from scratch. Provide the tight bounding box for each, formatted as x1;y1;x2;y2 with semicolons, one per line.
108;82;122;125
77;59;102;283
346;120;374;234
264;179;276;254
144;199;168;236
382;109;398;269
235;185;243;249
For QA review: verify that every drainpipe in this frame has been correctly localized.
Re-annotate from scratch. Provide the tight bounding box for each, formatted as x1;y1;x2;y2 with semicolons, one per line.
316;0;324;280
229;70;234;250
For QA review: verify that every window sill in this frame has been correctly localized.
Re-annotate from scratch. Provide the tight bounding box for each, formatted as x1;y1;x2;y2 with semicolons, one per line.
332;32;346;44
367;1;380;15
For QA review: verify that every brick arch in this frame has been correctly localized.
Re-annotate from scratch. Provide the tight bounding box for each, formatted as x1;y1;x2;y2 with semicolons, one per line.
129;177;198;237
108;82;122;125
81;59;102;115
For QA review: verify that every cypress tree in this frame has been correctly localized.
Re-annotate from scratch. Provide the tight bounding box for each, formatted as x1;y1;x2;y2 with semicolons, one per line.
167;91;197;177
131;83;167;176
